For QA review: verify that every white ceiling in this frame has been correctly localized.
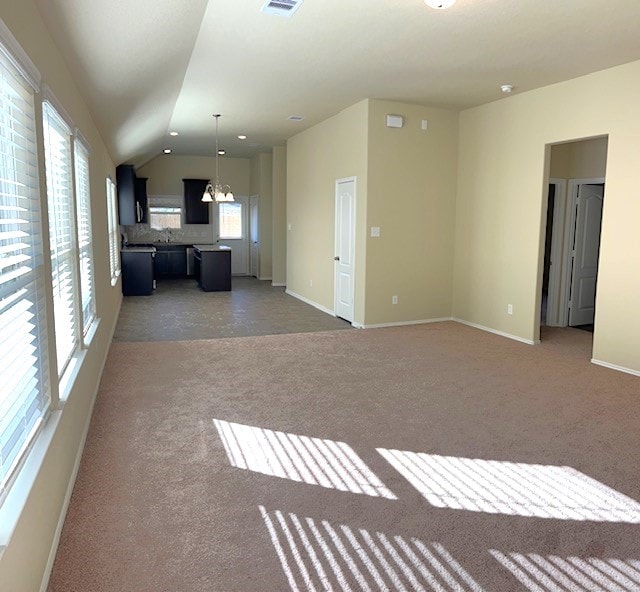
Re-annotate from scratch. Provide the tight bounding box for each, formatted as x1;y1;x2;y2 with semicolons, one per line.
36;0;640;166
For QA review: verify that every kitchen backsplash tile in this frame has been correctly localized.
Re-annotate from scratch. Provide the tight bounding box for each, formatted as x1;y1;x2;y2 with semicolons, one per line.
124;223;214;244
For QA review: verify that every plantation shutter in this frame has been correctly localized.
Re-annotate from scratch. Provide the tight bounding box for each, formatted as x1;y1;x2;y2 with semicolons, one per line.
0;35;50;495
74;140;95;334
42;101;80;374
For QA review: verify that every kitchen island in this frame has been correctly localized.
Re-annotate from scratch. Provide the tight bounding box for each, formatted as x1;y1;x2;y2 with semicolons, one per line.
193;245;232;292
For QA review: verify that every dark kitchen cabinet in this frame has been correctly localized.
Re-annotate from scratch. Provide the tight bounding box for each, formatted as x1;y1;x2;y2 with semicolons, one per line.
116;164;136;226
121;251;154;295
135;177;148;224
116;165;147;225
194;246;231;291
183;178;209;224
154;245;187;277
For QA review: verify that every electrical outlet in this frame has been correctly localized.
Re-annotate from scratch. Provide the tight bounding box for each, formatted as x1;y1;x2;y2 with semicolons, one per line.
287;223;292;231
392;295;398;305
507;304;513;315
371;227;381;238
309;279;313;287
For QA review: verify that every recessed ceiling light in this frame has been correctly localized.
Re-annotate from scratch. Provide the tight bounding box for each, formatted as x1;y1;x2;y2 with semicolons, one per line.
288;115;304;121
424;0;456;8
163;149;172;154
218;149;226;155
238;135;247;140
169;131;179;136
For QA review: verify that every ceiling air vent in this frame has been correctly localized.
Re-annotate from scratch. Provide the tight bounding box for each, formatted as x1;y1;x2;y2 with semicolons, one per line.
260;0;302;17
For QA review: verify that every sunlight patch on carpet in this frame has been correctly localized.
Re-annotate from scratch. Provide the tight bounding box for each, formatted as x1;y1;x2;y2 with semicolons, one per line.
214;419;396;499
260;505;485;592
490;550;640;592
377;450;640;522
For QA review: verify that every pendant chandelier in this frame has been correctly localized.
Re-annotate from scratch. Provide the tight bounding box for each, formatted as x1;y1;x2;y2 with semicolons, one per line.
202;114;234;203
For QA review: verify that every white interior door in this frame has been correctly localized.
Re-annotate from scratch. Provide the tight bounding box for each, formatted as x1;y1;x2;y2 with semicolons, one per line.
334;178;356;322
569;184;604;326
218;196;249;275
249;195;259;278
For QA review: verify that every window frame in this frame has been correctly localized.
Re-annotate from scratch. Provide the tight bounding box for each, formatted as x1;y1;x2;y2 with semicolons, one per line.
218;201;244;240
73;139;96;338
106;176;120;284
0;24;51;504
42;99;82;377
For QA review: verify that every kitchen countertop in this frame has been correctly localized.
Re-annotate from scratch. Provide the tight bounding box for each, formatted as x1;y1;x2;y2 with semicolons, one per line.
193;244;232;252
128;242;194;246
121;246;156;253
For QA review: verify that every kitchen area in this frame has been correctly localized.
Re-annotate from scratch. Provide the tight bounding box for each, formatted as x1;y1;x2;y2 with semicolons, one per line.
117;164;237;296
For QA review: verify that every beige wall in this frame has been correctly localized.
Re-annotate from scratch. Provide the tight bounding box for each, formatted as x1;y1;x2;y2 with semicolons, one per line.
0;3;120;591
365;100;458;325
272;146;287;286
550;137;608;179
287;100;369;324
454;60;640;373
250;152;274;279
139;154;250;196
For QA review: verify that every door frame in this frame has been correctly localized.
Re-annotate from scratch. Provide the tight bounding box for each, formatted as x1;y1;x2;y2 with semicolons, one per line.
561;177;605;326
544;178;567;326
249;194;259;278
217;195;250;275
334;176;357;322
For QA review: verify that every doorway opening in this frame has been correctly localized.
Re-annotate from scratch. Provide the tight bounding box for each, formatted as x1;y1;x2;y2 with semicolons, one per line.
539;137;608;343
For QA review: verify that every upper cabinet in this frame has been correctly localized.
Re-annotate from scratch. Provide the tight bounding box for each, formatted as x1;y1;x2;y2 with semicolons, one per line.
116;165;148;225
116;164;136;226
183;178;209;224
135;177;148;224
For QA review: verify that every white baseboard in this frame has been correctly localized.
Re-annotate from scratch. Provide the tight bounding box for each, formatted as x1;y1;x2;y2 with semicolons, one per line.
591;358;640;377
258;276;272;281
272;282;286;287
39;304;121;592
285;289;335;317
452;317;537;345
354;317;453;329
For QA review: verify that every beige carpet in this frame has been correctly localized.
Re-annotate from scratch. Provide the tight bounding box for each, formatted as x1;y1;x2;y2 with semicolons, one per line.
48;323;640;591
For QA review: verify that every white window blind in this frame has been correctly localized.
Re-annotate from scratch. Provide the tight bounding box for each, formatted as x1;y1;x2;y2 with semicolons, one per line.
42;101;80;375
73;140;95;335
0;39;50;498
106;177;119;282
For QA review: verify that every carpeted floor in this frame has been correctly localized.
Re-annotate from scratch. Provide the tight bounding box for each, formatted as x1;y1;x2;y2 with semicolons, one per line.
48;323;640;591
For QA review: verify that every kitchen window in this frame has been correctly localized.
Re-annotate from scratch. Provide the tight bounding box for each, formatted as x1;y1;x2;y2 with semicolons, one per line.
0;30;51;501
149;206;182;230
42;100;81;375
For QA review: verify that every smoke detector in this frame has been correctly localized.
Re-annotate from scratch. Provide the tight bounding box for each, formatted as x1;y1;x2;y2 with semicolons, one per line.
501;84;514;94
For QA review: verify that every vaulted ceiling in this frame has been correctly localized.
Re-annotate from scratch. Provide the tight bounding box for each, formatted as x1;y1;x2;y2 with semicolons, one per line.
35;0;640;166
